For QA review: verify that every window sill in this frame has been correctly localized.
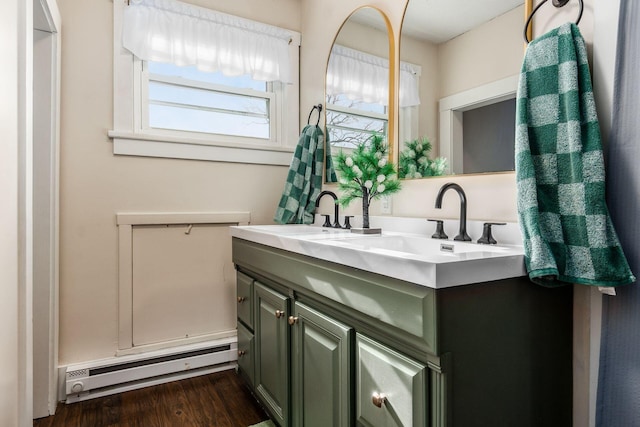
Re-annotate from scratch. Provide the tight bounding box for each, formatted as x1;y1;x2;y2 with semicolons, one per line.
108;131;295;166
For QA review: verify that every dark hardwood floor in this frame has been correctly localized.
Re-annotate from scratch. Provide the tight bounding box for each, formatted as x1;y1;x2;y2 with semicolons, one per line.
33;369;269;427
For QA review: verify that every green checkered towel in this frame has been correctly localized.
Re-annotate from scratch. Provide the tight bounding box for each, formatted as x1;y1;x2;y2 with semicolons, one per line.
515;23;635;287
274;125;328;224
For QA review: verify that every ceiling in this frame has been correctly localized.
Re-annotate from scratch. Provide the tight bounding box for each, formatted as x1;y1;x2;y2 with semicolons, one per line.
403;0;524;43
351;0;524;44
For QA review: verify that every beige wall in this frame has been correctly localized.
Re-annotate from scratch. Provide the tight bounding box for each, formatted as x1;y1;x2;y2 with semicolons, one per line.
438;6;525;98
336;15;390;59
56;0;597;368
56;0;300;365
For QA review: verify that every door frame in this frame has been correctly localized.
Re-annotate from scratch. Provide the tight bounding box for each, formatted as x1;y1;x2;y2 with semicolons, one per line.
32;0;61;418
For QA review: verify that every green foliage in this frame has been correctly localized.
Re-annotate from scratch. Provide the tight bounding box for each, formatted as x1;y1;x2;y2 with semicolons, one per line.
333;134;401;207
398;137;448;179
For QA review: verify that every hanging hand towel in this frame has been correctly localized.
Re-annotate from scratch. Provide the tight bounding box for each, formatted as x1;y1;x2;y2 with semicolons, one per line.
515;23;635;287
274;125;326;224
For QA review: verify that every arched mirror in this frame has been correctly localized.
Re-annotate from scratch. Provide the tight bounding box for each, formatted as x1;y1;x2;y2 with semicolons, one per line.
325;7;391;181
398;0;530;179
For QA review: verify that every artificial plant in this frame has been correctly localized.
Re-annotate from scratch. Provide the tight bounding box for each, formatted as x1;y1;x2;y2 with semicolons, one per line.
398;137;448;179
333;133;401;228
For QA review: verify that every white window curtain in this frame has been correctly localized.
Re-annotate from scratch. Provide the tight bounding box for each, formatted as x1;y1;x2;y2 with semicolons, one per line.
326;44;421;108
400;62;421;108
122;0;293;83
399;62;421;144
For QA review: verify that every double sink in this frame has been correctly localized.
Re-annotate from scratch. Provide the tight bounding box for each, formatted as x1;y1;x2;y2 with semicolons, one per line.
230;224;526;289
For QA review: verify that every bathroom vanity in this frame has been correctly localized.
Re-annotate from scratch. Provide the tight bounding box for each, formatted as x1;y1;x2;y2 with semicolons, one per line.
231;225;572;427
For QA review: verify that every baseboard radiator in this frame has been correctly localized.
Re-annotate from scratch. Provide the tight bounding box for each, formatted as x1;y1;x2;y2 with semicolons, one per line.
63;337;237;403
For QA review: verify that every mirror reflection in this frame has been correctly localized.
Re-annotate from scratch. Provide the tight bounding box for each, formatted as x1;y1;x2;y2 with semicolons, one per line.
325;8;390;156
399;0;527;178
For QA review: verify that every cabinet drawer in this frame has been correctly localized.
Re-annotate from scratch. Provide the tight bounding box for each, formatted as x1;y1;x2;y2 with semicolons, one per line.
356;334;427;427
237;271;253;329
237;322;254;387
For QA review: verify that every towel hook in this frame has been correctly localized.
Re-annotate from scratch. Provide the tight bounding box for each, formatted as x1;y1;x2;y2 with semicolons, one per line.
523;0;584;44
307;104;323;126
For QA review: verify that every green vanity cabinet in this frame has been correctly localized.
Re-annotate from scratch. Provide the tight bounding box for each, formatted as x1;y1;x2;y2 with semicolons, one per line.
233;237;572;427
254;282;290;427
290;301;353;427
357;333;427;427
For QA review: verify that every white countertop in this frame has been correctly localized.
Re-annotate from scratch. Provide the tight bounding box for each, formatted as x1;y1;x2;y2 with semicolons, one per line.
230;221;526;289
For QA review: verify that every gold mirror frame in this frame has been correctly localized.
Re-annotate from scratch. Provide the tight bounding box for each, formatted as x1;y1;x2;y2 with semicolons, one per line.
525;0;533;43
324;6;396;177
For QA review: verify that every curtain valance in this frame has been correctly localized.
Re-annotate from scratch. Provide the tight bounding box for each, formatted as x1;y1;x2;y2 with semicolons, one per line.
122;0;293;83
326;45;421;108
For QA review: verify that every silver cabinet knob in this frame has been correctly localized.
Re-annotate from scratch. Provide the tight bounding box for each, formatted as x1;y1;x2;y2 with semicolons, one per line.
288;316;299;325
275;309;285;318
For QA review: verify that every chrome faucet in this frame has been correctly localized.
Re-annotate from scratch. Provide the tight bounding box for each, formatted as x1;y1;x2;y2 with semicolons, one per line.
315;190;341;228
434;183;471;241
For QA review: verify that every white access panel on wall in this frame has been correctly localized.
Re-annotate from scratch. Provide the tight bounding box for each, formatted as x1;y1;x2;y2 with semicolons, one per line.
117;212;250;353
131;223;235;346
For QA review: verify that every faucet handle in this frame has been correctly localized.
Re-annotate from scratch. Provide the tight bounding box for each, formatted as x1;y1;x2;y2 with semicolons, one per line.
477;222;506;245
321;214;332;228
428;219;448;240
343;216;353;229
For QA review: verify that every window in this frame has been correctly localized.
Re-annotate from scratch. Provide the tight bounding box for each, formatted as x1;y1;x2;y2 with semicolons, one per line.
326;44;390;150
144;62;275;140
326;95;388;149
325;44;420;151
110;0;300;165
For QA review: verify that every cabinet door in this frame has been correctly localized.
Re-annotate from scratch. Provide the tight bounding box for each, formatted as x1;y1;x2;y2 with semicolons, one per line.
254;282;289;427
356;334;427;427
291;302;353;427
237;321;254;387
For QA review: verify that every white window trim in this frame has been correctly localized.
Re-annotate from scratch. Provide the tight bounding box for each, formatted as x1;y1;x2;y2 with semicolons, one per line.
327;103;387;122
110;0;300;166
